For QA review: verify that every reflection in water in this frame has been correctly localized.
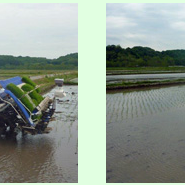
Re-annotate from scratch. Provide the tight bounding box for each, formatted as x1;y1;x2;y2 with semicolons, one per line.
107;85;185;183
0;85;78;183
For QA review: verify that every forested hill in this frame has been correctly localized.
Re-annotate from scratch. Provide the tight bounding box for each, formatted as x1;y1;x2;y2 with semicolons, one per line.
106;45;185;67
0;53;78;70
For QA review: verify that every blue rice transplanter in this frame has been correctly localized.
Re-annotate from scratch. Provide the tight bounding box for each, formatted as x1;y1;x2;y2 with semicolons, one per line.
0;76;66;137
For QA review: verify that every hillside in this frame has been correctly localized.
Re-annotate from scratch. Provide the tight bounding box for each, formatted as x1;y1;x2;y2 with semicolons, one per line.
106;45;185;67
0;53;78;70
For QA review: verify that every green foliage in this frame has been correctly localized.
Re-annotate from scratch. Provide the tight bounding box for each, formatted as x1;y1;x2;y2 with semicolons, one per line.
106;45;185;67
7;83;34;112
0;53;78;70
22;76;36;87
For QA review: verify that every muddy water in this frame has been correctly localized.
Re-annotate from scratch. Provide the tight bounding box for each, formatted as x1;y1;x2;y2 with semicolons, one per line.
0;85;78;183
107;85;185;183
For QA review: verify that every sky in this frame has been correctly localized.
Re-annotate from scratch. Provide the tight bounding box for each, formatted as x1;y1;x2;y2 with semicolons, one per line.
107;3;185;51
0;3;78;59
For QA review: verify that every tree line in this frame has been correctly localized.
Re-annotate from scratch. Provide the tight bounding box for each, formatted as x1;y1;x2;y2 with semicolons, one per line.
107;45;185;67
0;53;78;70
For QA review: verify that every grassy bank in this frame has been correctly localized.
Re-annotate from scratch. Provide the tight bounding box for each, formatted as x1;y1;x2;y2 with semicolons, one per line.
33;71;78;94
107;67;185;75
106;79;185;91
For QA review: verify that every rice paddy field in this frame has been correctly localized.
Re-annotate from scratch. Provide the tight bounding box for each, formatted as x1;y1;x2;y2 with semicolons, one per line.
0;70;54;79
107;85;185;183
0;70;78;182
0;85;78;183
106;73;185;86
0;70;77;80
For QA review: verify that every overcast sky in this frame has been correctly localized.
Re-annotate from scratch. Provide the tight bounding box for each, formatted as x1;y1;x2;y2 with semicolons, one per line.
0;3;78;59
107;3;185;51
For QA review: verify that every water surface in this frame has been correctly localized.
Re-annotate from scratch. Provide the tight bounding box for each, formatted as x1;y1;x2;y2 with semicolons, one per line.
107;73;185;84
107;85;185;183
0;85;78;183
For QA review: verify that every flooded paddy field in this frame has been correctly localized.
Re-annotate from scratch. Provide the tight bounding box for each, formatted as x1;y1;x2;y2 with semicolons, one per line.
0;85;78;183
106;73;185;84
107;85;185;183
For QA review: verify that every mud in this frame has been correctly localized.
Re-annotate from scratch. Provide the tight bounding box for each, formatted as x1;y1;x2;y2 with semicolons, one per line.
107;85;185;183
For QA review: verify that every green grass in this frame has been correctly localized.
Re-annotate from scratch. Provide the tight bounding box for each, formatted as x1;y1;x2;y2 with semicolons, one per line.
107;66;185;71
0;69;77;80
107;81;158;87
34;71;78;94
34;72;78;84
107;67;185;75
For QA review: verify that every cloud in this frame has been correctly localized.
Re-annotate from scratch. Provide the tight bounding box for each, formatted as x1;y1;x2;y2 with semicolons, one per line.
106;16;136;29
0;3;78;58
171;21;185;31
107;3;185;50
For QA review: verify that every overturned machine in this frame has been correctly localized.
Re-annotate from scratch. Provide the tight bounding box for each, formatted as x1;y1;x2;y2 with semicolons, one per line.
0;76;65;137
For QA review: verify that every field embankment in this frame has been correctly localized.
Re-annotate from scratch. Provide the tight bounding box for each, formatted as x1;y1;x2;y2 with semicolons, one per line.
33;71;78;94
106;79;185;91
107;67;185;75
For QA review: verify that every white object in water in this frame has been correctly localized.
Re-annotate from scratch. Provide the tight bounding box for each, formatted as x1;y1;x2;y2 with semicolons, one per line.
55;79;64;87
54;87;66;98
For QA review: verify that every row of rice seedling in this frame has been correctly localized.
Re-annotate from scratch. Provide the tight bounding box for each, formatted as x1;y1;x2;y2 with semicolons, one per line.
7;76;44;112
107;85;185;123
